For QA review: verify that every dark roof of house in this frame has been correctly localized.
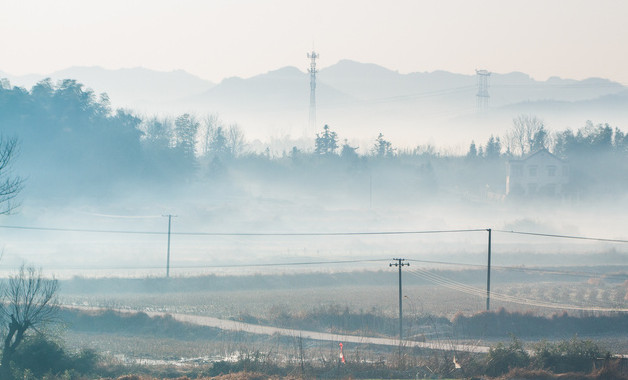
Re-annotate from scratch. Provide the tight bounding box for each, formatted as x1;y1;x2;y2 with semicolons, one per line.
509;148;565;163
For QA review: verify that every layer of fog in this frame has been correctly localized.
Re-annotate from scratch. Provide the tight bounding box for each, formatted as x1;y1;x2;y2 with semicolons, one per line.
2;172;627;279
1;64;627;279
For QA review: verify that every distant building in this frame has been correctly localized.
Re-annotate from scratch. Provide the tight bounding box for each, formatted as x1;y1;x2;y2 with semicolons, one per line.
506;149;569;197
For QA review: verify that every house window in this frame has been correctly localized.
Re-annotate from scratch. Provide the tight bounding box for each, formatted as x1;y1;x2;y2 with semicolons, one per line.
547;165;556;177
528;165;537;177
562;166;569;176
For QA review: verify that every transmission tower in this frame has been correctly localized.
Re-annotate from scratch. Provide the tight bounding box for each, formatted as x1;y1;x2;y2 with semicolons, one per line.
476;69;491;113
307;50;319;132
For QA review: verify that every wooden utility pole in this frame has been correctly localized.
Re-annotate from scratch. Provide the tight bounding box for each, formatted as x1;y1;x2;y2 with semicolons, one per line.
486;228;492;311
162;214;177;278
389;258;409;342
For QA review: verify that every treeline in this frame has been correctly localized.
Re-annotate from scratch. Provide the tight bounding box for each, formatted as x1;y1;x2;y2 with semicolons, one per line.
58;308;224;341
452;308;628;338
59;269;577;295
0;79;145;196
237;304;450;338
2;79;627;200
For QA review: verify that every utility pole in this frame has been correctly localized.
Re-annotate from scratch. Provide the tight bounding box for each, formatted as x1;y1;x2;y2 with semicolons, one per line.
486;228;492;311
389;258;409;342
162;214;177;278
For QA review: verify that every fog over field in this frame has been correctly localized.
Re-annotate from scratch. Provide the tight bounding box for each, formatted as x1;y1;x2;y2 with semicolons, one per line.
1;108;628;279
2;3;628;378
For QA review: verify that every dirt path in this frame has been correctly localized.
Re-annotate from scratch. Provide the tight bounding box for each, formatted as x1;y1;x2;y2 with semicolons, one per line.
66;305;490;353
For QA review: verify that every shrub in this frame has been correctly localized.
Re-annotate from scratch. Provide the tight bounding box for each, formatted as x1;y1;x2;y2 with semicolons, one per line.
484;336;530;377
532;337;608;373
11;334;99;378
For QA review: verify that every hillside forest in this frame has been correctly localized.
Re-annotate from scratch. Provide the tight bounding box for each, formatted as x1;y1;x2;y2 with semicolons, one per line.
1;79;627;205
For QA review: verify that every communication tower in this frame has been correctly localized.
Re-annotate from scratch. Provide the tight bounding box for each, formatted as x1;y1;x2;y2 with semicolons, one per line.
307;50;319;131
476;69;491;113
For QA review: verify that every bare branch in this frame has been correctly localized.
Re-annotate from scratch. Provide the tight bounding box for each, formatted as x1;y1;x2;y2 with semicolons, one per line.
0;136;23;214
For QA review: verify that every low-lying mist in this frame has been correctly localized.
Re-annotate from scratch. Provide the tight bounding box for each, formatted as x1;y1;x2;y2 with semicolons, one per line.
1;78;627;279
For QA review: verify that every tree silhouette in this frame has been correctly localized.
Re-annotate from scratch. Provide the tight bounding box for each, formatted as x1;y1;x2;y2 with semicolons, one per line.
484;135;502;159
0;137;22;215
508;114;544;156
174;113;199;160
314;125;338;155
0;266;59;380
467;141;477;158
372;133;394;158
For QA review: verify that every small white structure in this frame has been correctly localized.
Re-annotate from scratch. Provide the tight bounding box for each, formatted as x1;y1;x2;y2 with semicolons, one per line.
506;149;569;197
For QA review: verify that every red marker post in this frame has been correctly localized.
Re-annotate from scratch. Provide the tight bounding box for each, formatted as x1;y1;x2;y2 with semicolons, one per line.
339;343;345;364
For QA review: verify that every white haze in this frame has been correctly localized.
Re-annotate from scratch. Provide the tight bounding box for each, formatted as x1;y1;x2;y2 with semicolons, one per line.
2;172;627;279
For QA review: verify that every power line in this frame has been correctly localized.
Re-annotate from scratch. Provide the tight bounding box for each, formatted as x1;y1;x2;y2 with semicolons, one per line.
0;225;165;235
174;228;487;237
76;212;163;219
0;224;486;236
6;222;628;244
406;267;628;312
16;257;628;278
317;85;475;109
4;223;628;243
406;259;628;280
40;258;391;271
494;229;628;244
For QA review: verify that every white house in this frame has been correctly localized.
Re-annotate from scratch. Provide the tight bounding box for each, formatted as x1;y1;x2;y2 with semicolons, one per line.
506;149;569;197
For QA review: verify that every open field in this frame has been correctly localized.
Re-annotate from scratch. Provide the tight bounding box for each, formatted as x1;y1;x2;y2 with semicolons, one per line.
54;267;628;366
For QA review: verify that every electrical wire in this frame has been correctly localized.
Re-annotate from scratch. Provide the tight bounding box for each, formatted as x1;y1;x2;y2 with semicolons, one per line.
494;229;628;244
4;223;628;244
406;258;628;280
405;266;628;312
76;212;163;219
43;258;391;271
0;225;486;236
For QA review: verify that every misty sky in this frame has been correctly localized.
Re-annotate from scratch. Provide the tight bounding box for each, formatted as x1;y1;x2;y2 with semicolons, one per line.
2;0;627;84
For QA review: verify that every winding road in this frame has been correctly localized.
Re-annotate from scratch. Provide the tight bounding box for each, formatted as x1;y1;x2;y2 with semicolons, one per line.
68;305;490;354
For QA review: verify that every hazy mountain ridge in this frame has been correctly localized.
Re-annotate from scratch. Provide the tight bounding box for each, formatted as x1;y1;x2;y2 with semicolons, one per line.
2;61;627;146
1;66;215;110
2;61;623;112
189;66;355;112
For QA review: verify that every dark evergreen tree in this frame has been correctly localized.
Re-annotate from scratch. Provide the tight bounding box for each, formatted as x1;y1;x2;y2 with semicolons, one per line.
372;133;394;158
530;126;548;152
209;126;230;159
314;124;338;155
467;140;477;158
484;135;501;159
340;139;359;161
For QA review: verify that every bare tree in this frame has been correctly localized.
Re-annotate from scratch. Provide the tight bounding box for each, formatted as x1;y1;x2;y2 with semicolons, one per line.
199;114;220;157
0;137;23;215
174;113;199;160
0;266;59;379
507;114;545;156
226;123;247;157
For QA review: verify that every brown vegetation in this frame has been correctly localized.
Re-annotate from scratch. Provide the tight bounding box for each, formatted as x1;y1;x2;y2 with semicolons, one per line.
496;359;628;379
110;374;300;380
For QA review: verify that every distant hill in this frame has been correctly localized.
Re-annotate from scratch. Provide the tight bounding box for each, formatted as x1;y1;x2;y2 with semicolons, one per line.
189;66;354;112
0;66;215;110
2;61;626;147
319;60;475;102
